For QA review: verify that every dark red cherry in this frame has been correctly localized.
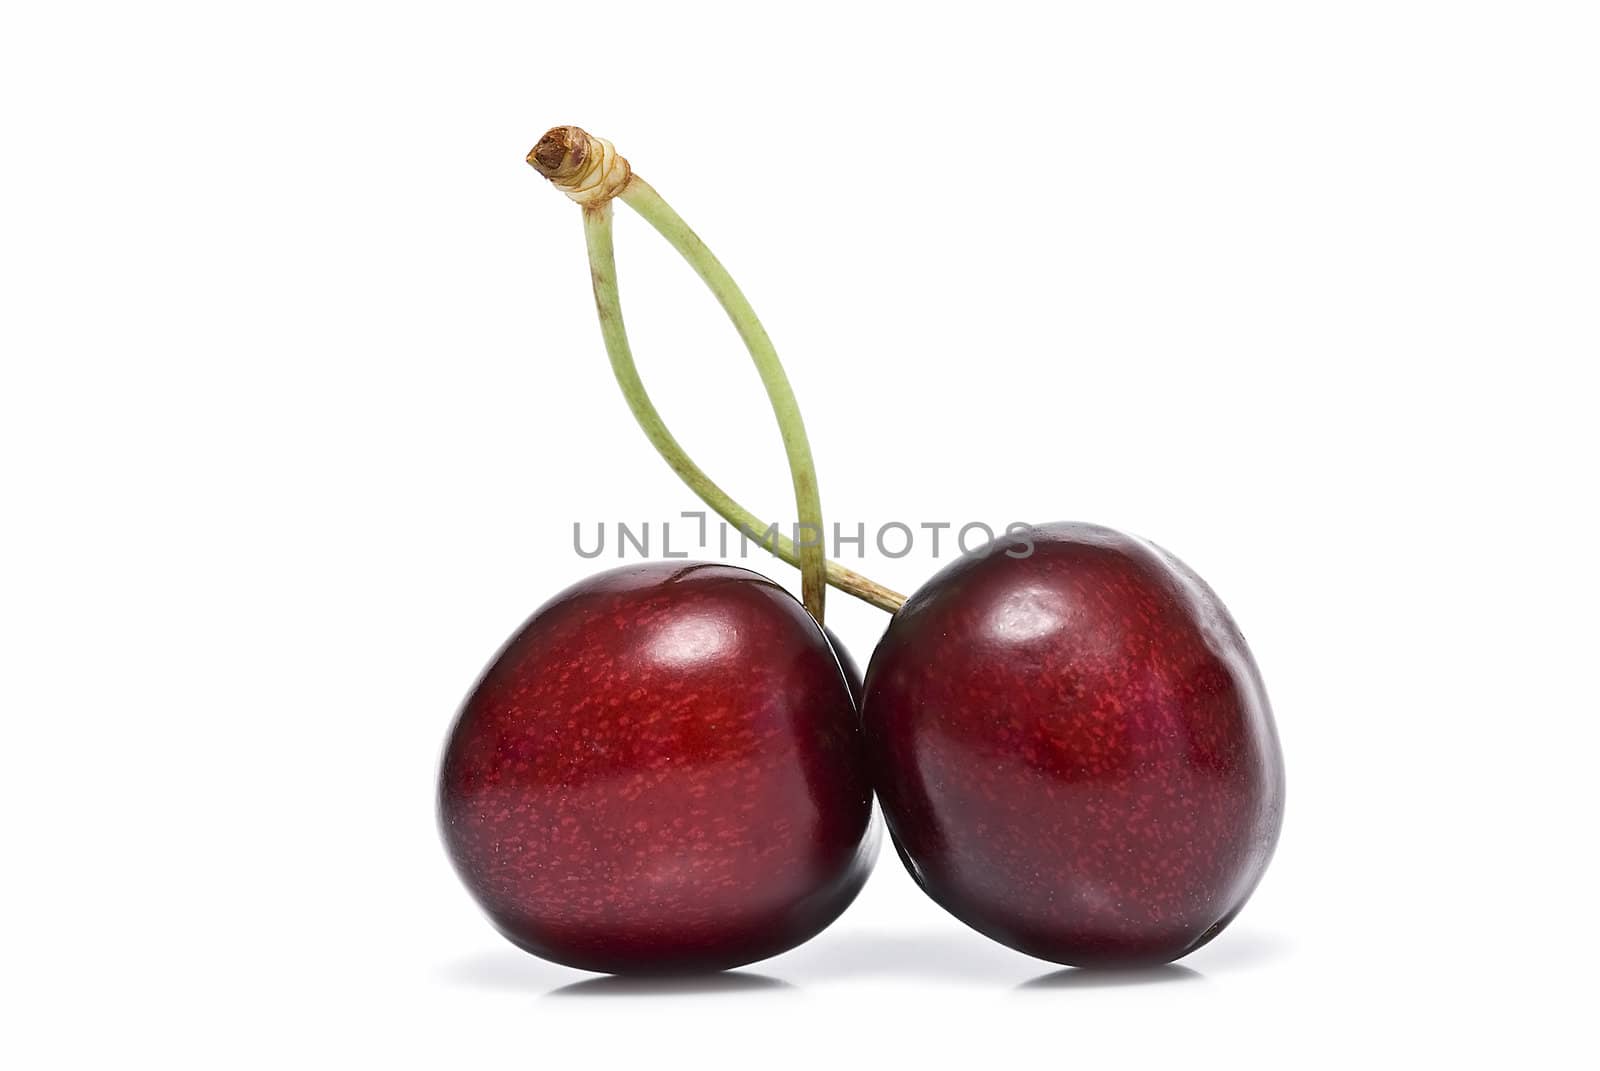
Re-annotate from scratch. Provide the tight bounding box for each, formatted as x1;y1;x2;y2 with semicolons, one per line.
439;562;876;974
862;523;1284;967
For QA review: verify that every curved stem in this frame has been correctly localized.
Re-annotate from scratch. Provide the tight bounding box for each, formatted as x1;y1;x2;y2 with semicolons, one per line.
582;202;905;614
618;178;827;622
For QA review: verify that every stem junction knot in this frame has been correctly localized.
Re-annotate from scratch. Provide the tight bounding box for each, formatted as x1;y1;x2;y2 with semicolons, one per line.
527;126;632;207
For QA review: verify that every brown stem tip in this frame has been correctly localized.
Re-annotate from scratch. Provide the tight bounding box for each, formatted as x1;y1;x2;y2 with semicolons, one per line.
527;126;585;178
527;125;631;206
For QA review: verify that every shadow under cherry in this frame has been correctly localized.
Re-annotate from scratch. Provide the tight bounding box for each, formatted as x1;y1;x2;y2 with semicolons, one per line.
1017;963;1203;990
545;972;793;998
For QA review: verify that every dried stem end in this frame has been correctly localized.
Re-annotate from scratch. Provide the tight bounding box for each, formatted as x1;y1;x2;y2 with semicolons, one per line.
527;126;632;206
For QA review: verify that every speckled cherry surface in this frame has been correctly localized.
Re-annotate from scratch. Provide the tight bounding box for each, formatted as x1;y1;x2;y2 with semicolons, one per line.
862;523;1284;967
439;562;876;974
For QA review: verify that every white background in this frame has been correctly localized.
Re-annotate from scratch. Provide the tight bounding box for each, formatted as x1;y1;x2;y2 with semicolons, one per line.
4;2;1597;1067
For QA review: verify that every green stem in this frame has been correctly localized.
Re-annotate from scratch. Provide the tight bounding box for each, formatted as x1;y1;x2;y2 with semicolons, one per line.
581;201;905;615
618;178;827;622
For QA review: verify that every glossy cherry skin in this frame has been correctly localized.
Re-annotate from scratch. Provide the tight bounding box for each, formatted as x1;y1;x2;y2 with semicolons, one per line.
862;523;1283;967
439;562;876;974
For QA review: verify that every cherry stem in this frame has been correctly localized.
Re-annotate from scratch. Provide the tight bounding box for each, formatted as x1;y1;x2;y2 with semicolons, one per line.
617;177;827;622
579;199;905;615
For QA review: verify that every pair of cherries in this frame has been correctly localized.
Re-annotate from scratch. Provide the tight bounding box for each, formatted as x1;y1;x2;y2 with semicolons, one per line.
438;130;1284;975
